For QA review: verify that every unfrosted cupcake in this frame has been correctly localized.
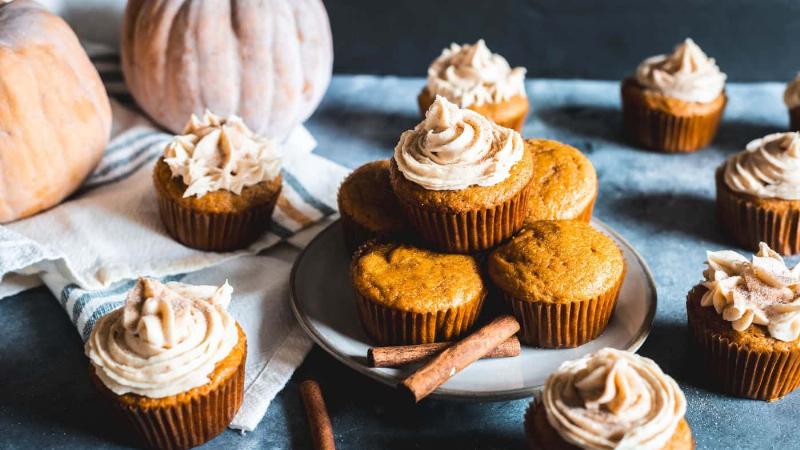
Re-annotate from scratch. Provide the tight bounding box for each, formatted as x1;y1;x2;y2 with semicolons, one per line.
687;243;800;400
390;95;533;253
525;348;693;450
621;38;727;153
717;132;800;255
86;278;245;449
784;74;800;131
154;110;282;252
420;39;528;131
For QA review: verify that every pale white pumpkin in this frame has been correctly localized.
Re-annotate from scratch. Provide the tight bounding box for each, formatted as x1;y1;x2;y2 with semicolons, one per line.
0;0;111;223
121;0;333;140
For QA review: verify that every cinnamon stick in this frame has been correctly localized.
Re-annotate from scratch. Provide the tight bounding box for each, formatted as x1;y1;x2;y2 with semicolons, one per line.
399;315;520;402
368;336;520;368
299;380;336;450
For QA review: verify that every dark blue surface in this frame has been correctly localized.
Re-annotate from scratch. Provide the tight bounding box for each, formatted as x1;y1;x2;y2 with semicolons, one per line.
2;77;799;449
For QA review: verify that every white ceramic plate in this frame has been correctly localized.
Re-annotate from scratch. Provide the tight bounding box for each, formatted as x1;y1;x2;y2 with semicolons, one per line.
290;219;656;401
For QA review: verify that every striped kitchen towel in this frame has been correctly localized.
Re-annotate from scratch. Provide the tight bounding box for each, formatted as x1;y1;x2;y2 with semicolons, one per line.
0;44;349;431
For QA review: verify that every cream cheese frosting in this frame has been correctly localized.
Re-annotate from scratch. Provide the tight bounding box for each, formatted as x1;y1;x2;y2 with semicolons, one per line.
785;74;800;109
634;38;726;103
542;348;686;450
426;39;526;108
85;278;239;398
723;132;800;200
163;110;281;198
701;242;800;341
394;95;524;191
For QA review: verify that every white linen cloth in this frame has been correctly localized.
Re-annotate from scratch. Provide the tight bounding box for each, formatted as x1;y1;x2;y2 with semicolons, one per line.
0;46;349;431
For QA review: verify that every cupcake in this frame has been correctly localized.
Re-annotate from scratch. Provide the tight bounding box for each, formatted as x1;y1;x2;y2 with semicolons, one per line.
488;221;625;347
154;110;282;252
420;39;528;131
621;38;727;153
337;160;408;251
687;243;800;401
390;96;534;253
525;348;693;450
716;132;800;255
525;139;597;223
351;241;486;345
785;74;800;131
86;278;245;449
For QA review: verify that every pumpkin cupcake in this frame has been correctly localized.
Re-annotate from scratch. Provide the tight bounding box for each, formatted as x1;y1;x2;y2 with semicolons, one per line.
154;110;282;252
785;74;800;131
716;132;800;255
351;241;486;345
687;243;800;401
525;348;693;450
86;278;245;449
337;160;407;251
622;38;727;153
390;95;534;253
488;221;625;347
525;139;597;223
420;39;528;131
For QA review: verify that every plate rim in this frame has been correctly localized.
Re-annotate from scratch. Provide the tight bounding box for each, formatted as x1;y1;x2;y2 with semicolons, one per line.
289;218;657;401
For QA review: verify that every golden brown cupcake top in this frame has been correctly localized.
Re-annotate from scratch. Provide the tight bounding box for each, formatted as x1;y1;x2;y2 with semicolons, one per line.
351;242;485;312
337;160;405;234
525;139;597;221
488;221;624;303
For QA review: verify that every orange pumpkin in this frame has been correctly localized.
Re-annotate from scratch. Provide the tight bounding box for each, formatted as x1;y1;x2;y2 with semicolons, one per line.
121;0;333;139
0;0;111;223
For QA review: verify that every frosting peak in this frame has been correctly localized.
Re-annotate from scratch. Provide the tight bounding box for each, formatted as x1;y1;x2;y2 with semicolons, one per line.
724;132;800;200
543;348;686;450
163;110;281;198
701;242;800;341
634;38;726;103
426;39;527;107
394;96;524;190
86;278;238;398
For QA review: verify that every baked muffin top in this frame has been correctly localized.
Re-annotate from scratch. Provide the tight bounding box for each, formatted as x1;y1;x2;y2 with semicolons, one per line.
337;160;406;234
488;221;625;303
351;242;485;312
525;139;597;221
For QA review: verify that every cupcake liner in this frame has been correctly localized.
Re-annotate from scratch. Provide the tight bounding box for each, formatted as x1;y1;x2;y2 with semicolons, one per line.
339;212;378;253
354;291;485;345
687;287;800;401
503;265;624;348
89;328;246;450
715;168;800;255
790;106;800;131
156;188;280;252
621;83;726;153
399;183;532;254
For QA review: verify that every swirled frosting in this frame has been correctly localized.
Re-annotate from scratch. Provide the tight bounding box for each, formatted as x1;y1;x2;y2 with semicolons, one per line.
701;242;800;341
394;95;524;190
785;74;800;109
426;39;526;107
634;38;726;103
85;278;239;398
542;348;686;450
163;110;281;198
723;132;800;200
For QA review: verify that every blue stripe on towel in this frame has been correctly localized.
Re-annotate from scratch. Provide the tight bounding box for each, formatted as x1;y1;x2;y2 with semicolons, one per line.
282;170;336;216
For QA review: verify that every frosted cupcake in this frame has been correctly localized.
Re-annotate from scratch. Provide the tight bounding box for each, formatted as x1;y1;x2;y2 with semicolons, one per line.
622;38;727;153
525;348;693;450
154;110;282;252
86;278;246;449
784;74;800;131
420;39;528;131
687;243;800;400
717;132;800;255
390;95;533;253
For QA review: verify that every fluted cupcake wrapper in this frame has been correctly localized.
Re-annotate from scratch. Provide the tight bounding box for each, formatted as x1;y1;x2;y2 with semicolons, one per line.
340;212;378;253
400;184;532;254
156;189;280;252
621;90;725;153
790;107;800;132
715;169;800;255
502;270;623;348
89;355;245;450
354;292;485;346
